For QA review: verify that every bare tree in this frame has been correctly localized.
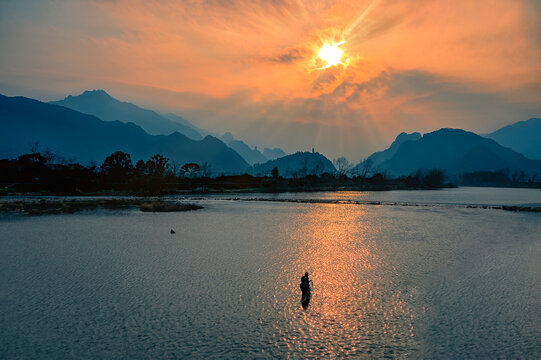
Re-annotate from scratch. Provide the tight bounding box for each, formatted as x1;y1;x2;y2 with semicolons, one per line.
357;158;374;178
511;170;519;183
333;157;353;177
200;162;211;177
43;148;58;163
299;159;308;177
168;160;180;177
29;141;40;154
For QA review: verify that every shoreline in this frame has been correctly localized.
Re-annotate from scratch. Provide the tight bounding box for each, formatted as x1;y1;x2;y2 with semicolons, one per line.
0;199;203;215
1;193;539;215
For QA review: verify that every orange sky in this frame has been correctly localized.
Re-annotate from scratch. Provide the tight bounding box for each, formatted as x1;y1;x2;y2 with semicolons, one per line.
1;0;540;159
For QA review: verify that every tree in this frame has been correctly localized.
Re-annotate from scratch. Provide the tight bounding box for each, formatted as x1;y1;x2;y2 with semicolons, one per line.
135;160;147;176
146;154;169;177
425;168;445;188
101;151;133;178
311;161;323;176
271;166;279;179
299;159;308;178
27;141;57;164
168;160;180;177
356;158;374;178
370;172;385;185
333;157;353;177
29;141;40;154
181;163;200;178
200;162;211;177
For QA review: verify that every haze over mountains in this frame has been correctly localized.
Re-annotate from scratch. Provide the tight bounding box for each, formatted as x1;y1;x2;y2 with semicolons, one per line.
219;132;286;165
484;118;541;160
263;148;287;161
251;151;336;177
51;90;288;166
362;132;422;169
51;90;203;140
1;90;540;179
0;94;248;173
371;129;541;177
227;140;268;165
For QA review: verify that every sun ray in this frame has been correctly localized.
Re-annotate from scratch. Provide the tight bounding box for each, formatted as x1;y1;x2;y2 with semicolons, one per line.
316;41;348;70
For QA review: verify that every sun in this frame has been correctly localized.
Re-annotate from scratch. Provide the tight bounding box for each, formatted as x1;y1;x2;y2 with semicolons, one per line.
317;41;345;68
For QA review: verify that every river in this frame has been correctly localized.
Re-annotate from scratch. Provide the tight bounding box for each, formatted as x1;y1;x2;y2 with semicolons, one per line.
1;187;540;358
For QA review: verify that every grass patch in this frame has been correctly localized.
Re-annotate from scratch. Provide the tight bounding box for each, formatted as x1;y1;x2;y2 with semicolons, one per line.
0;199;203;215
139;202;203;212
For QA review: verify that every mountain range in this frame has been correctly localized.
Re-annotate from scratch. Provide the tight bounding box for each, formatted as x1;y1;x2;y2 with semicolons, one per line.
2;90;540;179
251;151;336;177
483;118;541;160
363;132;422;168
263;147;287;160
370;128;541;177
227;140;268;165
50;90;203;140
0;94;248;174
51;90;288;166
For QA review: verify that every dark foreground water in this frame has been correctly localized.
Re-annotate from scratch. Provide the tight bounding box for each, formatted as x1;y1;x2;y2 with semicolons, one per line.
1;189;540;358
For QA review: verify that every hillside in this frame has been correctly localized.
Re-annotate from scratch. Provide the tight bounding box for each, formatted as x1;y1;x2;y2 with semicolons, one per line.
263;147;287;160
227;140;268;165
0;94;248;174
50;90;202;139
352;132;421;174
378;128;541;176
484;118;541;160
251;151;336;177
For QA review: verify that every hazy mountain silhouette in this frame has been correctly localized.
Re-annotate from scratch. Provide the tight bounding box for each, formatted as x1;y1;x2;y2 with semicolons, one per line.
377;128;541;176
227;140;268;165
163;112;211;137
366;132;421;167
263;147;287;160
252;151;336;177
0;94;248;173
50;90;203;139
484;118;541;160
221;132;236;144
220;132;287;165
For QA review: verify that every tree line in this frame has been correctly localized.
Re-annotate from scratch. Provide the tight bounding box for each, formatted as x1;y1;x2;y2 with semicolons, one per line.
1;147;455;195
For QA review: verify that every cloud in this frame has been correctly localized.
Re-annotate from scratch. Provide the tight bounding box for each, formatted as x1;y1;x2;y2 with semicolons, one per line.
1;0;540;160
260;48;308;63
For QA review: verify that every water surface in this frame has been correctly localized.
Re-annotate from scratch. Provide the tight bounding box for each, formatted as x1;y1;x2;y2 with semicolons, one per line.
1;188;540;358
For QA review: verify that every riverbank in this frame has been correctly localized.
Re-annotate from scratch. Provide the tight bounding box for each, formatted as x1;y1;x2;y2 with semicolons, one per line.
0;199;203;215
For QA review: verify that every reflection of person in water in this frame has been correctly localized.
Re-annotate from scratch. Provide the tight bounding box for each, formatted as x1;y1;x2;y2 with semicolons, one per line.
300;272;312;300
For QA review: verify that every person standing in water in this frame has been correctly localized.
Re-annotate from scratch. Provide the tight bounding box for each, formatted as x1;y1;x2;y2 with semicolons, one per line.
300;272;312;300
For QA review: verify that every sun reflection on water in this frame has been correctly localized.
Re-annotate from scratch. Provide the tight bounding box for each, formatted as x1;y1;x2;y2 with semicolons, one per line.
277;203;418;357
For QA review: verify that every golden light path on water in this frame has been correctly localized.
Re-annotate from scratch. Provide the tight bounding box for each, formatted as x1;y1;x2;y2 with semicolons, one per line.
262;201;418;357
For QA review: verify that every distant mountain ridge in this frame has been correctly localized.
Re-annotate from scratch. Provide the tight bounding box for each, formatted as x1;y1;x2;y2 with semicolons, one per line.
220;132;287;165
163;112;211;137
263;147;287;160
366;132;421;168
251;151;336;177
484;118;541;160
374;128;541;176
50;90;203;140
227;140;268;165
0;94;248;174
